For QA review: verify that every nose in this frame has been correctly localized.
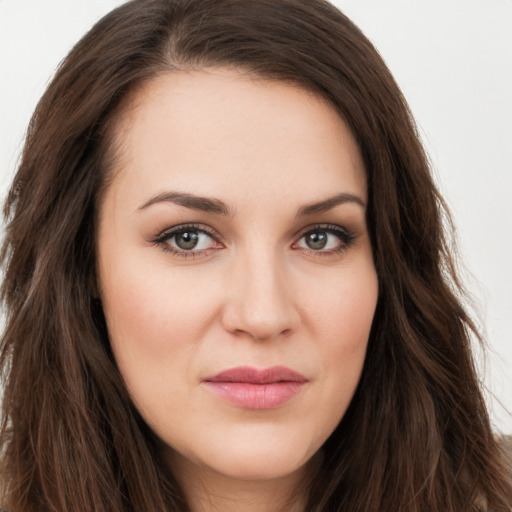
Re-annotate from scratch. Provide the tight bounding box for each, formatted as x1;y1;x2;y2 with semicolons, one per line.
221;249;300;342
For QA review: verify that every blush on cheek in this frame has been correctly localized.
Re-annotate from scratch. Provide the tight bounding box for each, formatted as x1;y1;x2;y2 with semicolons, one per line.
105;274;210;376
312;278;376;348
93;70;382;491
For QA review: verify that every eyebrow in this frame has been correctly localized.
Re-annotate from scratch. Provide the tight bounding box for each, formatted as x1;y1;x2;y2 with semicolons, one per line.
138;192;232;215
296;193;366;217
138;191;365;216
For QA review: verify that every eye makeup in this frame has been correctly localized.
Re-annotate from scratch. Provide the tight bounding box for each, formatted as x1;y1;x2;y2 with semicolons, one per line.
150;221;357;261
293;224;356;258
151;223;223;260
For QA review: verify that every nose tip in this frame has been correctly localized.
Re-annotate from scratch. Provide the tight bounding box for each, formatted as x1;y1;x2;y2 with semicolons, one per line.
221;258;299;342
226;315;293;342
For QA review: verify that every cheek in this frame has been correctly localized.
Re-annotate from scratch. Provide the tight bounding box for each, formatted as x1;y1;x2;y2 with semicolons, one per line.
304;264;377;420
303;262;378;351
103;253;216;334
99;257;220;395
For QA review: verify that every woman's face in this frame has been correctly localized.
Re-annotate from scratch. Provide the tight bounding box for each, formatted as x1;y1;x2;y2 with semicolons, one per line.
97;69;378;485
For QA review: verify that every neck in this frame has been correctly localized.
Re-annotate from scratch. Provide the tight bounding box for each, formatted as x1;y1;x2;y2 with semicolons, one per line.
166;452;320;512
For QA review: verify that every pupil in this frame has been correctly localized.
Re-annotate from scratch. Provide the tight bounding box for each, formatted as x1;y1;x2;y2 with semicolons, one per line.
176;231;199;250
307;232;327;250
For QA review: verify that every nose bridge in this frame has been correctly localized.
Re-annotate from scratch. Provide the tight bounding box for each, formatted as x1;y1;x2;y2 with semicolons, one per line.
222;243;297;341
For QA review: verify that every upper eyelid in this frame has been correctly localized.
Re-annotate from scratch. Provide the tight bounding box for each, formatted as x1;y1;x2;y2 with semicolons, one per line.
154;223;219;241
296;224;357;247
302;224;347;233
293;223;352;239
153;222;355;247
152;224;221;258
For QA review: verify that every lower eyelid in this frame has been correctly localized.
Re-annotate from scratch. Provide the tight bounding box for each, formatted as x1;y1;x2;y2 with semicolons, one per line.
154;225;217;243
151;224;224;259
151;223;356;258
295;226;356;248
154;240;220;259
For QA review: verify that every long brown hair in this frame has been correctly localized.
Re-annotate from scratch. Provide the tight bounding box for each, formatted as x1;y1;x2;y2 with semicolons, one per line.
1;1;510;510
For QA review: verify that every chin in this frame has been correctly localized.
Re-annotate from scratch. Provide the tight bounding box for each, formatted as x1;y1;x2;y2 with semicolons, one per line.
212;446;312;481
164;428;318;483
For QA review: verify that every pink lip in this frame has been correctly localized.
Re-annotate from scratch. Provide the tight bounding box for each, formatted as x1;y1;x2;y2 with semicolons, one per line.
202;366;308;410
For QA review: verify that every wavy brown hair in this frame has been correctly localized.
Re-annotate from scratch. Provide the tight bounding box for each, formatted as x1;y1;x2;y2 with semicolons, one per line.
1;0;510;511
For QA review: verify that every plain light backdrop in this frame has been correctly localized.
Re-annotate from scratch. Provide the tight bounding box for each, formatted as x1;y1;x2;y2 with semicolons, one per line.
1;0;511;433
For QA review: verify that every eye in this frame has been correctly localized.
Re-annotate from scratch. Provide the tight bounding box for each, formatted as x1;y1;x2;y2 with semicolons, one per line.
153;224;222;257
293;225;355;254
169;229;211;251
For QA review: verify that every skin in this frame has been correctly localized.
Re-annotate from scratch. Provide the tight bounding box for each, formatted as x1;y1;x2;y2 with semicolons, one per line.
97;68;379;512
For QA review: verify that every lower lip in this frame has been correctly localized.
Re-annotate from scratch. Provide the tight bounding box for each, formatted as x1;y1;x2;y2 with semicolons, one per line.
204;381;305;409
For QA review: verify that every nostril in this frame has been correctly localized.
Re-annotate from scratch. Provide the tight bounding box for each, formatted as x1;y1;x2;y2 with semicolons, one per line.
220;260;300;341
251;327;293;342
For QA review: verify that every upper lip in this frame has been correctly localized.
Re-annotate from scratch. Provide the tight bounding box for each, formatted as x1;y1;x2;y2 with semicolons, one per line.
203;366;307;384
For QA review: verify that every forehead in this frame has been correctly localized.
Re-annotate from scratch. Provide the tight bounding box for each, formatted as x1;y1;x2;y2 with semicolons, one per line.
106;68;367;210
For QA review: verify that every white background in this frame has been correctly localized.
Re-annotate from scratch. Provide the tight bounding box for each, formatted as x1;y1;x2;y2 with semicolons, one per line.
1;0;510;433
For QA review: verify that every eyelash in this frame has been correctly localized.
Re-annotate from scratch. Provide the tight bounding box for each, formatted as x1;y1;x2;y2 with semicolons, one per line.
294;224;356;258
152;224;221;260
152;223;356;260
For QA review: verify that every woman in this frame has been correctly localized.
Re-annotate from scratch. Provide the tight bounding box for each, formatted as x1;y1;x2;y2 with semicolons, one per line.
1;0;510;510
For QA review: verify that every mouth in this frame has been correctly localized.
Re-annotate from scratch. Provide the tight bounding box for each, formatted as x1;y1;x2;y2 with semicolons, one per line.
202;366;308;410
